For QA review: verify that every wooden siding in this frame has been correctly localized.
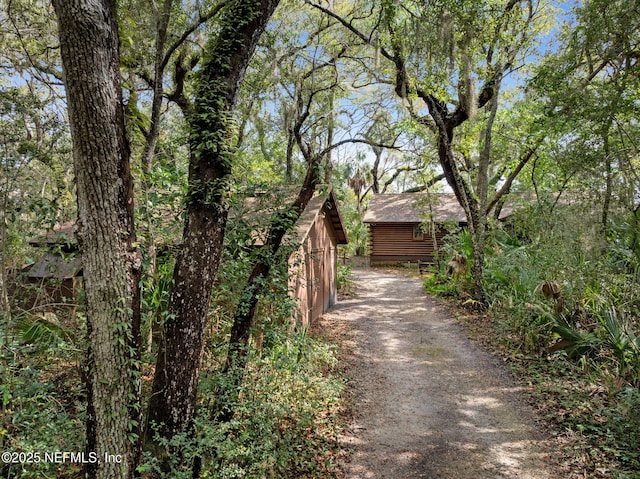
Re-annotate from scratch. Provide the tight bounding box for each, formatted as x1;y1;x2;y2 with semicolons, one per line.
290;203;340;327
368;223;448;263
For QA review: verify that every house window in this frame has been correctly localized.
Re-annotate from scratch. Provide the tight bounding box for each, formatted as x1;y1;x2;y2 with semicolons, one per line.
412;225;424;240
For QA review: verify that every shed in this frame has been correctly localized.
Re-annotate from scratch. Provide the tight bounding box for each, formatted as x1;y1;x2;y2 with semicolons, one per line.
363;193;512;265
287;189;348;326
21;220;82;308
26;190;348;326
235;188;348;326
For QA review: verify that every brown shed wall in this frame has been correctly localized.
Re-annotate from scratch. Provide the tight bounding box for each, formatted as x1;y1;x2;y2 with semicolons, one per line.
368;223;448;263
290;205;339;327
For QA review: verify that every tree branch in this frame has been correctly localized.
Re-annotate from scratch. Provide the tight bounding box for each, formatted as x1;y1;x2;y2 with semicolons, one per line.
316;137;400;160
487;138;543;214
403;173;447;193
161;1;228;70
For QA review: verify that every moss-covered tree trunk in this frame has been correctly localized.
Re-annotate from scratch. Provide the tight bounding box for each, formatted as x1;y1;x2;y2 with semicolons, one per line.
145;0;281;463
52;1;142;478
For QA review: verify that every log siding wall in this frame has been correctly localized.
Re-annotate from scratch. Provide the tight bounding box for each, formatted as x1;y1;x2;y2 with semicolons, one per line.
368;223;448;264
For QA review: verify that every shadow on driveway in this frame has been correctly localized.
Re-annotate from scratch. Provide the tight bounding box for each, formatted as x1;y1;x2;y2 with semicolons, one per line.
322;268;558;479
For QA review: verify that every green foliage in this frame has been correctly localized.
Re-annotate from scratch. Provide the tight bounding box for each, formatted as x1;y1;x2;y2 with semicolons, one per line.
585;307;640;387
336;263;354;297
15;312;75;350
441;228;473;264
141;331;343;478
342;214;369;257
546;311;600;359
0;342;84;479
139;252;177;354
330;184;368;258
508;354;640;477
422;227;475;298
479;200;640;390
210;189;301;333
422;274;457;297
0;78;79;476
2;0;638;476
0;84;73;278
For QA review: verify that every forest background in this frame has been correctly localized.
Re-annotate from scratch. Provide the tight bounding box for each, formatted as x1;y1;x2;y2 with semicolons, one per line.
0;0;639;478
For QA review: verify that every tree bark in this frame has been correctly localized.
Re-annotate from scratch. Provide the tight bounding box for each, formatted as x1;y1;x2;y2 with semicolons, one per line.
371;145;382;194
52;1;141;478
601;122;613;240
471;80;500;305
214;156;321;423
145;0;281;464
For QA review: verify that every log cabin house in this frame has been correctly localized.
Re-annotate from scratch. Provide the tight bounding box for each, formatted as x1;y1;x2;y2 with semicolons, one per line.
363;193;512;266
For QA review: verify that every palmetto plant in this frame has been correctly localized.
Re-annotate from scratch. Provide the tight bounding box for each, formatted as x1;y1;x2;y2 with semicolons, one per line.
598;307;640;387
548;310;601;359
548;305;640;387
15;311;75;350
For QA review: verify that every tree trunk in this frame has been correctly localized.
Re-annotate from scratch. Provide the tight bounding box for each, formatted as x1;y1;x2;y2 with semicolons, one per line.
470;81;500;305
145;0;281;465
52;1;141;478
371;145;382;194
436;119;486;304
215;157;320;423
601;123;613;241
425;97;486;303
324;88;335;183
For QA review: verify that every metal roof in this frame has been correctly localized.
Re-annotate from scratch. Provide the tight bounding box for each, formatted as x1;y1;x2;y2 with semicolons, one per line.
29;220;76;247
27;253;83;279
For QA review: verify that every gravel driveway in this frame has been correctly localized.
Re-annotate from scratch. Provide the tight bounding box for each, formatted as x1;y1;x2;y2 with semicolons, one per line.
321;268;558;479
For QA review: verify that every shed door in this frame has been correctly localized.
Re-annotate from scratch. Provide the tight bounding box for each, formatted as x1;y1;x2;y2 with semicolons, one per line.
310;248;324;322
328;246;337;307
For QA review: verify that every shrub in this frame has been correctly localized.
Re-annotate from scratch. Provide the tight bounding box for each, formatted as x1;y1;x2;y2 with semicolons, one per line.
0;342;84;479
337;263;354;297
141;330;343;478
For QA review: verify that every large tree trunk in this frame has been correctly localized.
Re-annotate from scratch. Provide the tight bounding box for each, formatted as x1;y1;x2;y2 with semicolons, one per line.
435;120;486;304
145;0;281;464
52;1;141;478
425;97;486;303
470;82;500;306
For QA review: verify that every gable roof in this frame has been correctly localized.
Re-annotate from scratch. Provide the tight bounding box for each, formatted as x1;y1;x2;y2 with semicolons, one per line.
363;193;515;224
27;253;82;279
293;190;348;244
31;187;348;256
235;187;348;245
363;193;467;224
29;219;77;248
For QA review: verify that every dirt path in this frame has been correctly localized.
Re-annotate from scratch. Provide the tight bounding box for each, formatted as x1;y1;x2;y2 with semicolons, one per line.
322;268;558;479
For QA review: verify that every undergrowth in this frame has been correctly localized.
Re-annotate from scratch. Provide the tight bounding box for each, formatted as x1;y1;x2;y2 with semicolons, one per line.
450;305;640;478
0;340;85;479
424;205;640;478
141;330;343;478
2;324;343;479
